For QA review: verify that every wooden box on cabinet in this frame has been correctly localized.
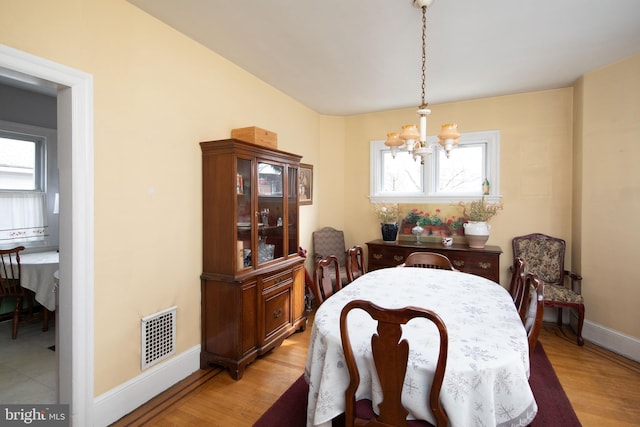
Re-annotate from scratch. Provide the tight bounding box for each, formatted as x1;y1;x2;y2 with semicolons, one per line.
200;138;306;380
231;126;278;149
366;239;502;283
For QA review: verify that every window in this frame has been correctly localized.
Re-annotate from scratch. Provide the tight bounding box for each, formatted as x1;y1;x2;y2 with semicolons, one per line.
370;130;500;203
0;136;41;190
0;127;48;247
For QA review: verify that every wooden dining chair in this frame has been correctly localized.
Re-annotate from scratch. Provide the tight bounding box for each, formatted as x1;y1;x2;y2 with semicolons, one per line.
346;245;366;283
521;272;545;357
402;252;457;271
311;255;342;306
0;246;26;339
512;233;584;346
340;299;449;427
509;257;528;320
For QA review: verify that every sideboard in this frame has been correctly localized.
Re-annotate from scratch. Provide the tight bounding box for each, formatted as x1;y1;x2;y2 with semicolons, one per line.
366;239;502;283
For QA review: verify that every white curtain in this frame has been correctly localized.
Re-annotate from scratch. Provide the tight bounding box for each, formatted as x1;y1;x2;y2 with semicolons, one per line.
0;192;47;246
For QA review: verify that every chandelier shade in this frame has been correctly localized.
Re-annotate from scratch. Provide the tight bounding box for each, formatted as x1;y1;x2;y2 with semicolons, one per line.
437;123;460;157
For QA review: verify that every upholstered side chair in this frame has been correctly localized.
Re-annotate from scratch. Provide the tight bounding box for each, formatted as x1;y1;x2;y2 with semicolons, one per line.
512;233;585;346
312;227;349;287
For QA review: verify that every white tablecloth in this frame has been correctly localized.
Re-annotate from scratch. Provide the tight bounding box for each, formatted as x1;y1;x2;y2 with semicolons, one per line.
20;251;59;311
305;268;537;427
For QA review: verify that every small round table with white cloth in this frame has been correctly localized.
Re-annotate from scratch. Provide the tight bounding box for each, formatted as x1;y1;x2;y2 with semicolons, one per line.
19;251;59;312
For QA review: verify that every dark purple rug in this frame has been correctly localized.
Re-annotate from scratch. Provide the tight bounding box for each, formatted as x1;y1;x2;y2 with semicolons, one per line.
253;342;581;426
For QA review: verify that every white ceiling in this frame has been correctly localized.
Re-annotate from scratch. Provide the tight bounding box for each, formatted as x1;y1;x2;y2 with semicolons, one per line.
135;2;639;115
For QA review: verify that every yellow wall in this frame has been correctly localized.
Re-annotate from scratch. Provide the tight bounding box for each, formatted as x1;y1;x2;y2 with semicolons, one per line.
345;88;575;288
0;0;326;395
578;54;640;338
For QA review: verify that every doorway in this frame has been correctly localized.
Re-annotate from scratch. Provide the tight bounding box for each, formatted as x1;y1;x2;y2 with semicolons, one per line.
0;45;94;425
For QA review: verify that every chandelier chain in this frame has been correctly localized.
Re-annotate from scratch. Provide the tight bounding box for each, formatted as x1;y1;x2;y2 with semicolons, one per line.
420;5;428;109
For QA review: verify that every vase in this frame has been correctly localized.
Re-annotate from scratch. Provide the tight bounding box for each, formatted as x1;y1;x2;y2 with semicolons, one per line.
411;225;424;243
381;223;399;243
463;221;490;248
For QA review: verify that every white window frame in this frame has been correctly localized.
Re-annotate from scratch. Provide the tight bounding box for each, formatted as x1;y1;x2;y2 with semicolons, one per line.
370;130;501;204
0;121;53;248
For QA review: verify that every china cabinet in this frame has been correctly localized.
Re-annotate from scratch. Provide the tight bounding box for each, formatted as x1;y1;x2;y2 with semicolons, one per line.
366;240;502;282
200;138;306;380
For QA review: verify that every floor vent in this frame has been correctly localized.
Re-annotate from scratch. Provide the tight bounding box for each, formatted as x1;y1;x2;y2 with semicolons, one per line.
141;306;176;370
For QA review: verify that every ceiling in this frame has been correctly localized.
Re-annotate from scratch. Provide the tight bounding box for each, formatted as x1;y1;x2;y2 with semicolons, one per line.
128;0;640;116
6;1;640;115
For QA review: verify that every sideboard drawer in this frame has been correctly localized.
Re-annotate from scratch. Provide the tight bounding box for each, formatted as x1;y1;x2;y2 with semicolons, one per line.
366;240;502;282
369;245;407;268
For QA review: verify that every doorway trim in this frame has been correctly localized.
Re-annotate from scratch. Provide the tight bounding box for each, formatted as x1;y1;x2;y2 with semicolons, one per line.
0;44;94;425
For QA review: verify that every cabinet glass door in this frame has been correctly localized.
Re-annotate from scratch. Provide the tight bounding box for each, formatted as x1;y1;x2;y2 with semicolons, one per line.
236;158;252;270
257;161;284;265
288;166;299;256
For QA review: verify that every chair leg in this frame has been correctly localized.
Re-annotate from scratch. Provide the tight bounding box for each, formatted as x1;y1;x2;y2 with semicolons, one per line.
12;296;22;340
43;309;50;332
575;305;585;346
556;307;563;326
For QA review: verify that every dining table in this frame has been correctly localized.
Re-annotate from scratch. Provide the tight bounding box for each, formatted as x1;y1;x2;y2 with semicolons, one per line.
19;250;59;312
304;267;537;427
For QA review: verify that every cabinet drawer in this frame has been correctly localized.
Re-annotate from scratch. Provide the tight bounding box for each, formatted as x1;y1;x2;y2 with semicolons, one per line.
264;287;291;338
262;270;293;291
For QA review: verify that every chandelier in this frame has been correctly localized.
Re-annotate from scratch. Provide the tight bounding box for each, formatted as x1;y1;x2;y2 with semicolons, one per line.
384;0;460;164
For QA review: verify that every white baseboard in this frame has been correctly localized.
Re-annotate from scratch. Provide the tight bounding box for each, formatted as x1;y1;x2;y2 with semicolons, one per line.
93;344;201;427
543;308;640;363
583;320;640;363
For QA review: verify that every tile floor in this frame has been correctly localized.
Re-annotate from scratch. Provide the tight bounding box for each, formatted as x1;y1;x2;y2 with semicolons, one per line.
0;318;56;404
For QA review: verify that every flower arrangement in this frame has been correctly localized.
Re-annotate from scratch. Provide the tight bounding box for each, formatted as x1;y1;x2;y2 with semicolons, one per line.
404;208;423;226
373;203;399;224
447;217;464;231
458;197;503;222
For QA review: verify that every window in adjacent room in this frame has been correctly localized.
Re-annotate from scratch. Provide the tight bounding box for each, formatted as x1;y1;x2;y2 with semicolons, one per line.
370;130;500;203
0;128;48;246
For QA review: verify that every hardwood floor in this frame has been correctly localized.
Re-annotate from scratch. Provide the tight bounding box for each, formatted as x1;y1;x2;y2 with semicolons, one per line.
111;316;640;427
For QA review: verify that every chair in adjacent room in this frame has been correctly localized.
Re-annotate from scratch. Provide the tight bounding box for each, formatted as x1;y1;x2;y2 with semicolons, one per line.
403;252;457;271
0;246;26;339
312;227;349;287
340;299;449;427
346;245;366;283
512;233;585;346
311;255;342;306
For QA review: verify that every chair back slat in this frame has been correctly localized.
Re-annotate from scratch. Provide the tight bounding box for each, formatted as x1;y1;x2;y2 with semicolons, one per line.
403;252;456;271
521;273;545;356
312;255;341;305
346;246;366;283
